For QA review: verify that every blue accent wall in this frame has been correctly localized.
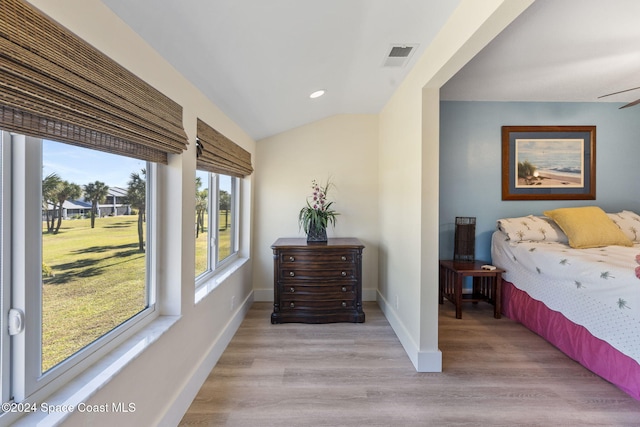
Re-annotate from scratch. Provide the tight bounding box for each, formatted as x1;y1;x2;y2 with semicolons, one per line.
439;101;640;262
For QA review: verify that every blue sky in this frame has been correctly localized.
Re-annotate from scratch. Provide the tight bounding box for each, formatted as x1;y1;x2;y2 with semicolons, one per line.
44;140;232;192
43;140;147;188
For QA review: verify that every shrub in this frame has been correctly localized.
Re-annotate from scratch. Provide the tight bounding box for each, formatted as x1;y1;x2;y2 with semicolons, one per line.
42;262;54;277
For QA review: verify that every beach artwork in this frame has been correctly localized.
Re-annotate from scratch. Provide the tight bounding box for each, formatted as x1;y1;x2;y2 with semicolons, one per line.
514;138;584;188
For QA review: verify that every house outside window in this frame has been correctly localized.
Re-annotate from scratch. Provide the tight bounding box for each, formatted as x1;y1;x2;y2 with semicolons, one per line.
1;132;157;403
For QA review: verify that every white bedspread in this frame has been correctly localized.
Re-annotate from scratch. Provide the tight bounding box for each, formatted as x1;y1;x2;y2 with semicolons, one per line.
491;230;640;363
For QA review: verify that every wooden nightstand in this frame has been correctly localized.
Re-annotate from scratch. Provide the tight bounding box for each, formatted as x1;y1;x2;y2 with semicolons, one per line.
439;260;504;319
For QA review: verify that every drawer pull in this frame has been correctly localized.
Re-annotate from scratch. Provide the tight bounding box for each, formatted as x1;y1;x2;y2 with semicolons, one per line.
290;302;295;308
289;271;295;277
341;286;347;292
289;256;295;262
341;256;347;261
341;271;347;277
341;301;347;307
290;287;295;293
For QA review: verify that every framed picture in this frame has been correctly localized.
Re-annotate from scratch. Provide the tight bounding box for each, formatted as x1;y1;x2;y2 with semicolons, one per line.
502;126;596;200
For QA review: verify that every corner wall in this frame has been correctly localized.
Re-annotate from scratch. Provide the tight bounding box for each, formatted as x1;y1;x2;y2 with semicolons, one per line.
253;114;380;302
377;0;534;371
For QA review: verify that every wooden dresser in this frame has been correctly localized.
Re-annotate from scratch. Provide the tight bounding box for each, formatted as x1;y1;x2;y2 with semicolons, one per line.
271;237;365;324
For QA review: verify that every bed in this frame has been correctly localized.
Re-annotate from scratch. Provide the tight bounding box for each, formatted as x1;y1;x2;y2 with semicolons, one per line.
490;207;640;400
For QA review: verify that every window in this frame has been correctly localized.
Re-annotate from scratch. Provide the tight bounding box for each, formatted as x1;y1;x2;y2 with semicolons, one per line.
1;132;157;404
216;174;236;263
195;170;210;277
195;171;239;281
1;2;189;414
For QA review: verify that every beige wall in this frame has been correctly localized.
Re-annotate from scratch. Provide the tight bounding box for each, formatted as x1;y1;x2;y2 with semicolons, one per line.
377;0;534;371
253;114;379;301
251;1;534;374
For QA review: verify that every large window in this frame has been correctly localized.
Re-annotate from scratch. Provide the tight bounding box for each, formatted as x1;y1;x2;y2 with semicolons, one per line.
1;132;156;404
195;171;239;281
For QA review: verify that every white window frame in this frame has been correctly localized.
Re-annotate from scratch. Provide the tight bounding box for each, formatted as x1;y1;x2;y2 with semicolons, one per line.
2;133;159;405
214;174;238;267
195;172;240;288
0;132;11;405
196;170;214;275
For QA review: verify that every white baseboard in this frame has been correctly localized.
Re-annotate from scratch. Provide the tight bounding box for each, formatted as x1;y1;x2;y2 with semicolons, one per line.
159;291;254;426
376;291;442;372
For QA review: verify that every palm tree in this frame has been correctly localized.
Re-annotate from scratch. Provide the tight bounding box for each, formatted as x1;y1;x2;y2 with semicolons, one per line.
195;176;208;238
83;181;110;228
127;169;146;252
219;189;230;230
42;173;62;233
54;181;82;234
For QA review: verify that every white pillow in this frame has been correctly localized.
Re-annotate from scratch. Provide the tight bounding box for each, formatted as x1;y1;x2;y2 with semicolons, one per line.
607;210;640;243
497;215;568;243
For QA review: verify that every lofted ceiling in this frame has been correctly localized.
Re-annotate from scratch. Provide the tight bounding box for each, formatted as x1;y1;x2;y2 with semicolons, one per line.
100;0;640;141
100;0;462;140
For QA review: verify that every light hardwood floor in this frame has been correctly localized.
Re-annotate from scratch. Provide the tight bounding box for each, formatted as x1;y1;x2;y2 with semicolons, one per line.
179;301;640;426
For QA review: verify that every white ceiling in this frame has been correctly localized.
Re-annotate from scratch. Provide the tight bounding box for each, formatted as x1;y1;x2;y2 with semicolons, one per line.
100;0;640;141
441;0;640;105
100;0;461;140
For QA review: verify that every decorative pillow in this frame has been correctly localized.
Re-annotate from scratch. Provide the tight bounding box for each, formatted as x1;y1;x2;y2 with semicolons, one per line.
496;215;568;243
544;206;633;249
606;210;640;243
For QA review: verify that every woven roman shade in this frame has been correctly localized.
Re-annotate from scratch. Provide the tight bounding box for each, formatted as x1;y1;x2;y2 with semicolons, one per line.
0;0;188;163
197;119;253;177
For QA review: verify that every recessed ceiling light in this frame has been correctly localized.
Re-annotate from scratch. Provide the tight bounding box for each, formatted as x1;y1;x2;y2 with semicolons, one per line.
309;90;325;99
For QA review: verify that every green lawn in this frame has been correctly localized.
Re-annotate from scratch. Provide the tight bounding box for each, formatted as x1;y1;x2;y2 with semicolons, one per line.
195;227;209;275
42;215;231;372
195;211;232;278
44;212;233;372
42;215;146;372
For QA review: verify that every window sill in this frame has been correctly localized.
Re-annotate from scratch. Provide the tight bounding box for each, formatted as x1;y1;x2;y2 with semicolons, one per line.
7;315;180;427
195;257;249;304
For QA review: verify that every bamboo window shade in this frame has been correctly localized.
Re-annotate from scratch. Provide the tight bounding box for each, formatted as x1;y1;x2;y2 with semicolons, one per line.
0;0;188;163
197;118;253;177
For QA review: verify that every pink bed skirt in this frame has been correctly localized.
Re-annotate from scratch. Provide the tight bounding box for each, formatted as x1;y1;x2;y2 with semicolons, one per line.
502;280;640;400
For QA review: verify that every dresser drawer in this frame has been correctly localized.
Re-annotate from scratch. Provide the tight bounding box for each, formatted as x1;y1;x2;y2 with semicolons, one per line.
279;266;356;281
278;250;357;265
280;298;356;312
281;283;356;298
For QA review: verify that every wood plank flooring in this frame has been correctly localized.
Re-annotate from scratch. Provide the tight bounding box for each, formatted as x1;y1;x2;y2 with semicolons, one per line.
179;301;640;426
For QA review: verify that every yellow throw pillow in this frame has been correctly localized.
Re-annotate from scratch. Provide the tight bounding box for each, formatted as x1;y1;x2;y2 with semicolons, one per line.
544;206;634;249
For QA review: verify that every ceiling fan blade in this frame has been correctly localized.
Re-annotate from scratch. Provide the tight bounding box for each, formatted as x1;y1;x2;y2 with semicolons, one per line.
619;98;640;109
598;86;640;99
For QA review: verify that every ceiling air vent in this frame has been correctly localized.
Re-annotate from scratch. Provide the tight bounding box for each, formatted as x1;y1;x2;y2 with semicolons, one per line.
383;44;418;67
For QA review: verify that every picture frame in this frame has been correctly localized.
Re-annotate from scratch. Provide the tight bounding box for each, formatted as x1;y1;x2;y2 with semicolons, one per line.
502;126;596;201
